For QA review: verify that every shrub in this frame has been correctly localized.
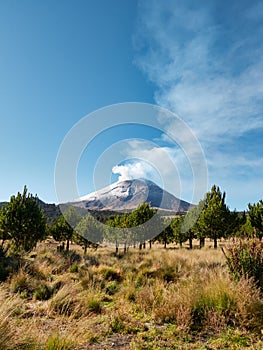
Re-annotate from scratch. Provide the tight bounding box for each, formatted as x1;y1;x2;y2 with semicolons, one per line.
86;298;102;314
125;287;136;302
84;255;99;267
223;238;263;290
22;260;46;280
0;262;9;282
61;250;81;264
105;281;119;295
33;284;52;301
69;262;78;273
10;270;33;298
110;315;125;333
101;267;122;282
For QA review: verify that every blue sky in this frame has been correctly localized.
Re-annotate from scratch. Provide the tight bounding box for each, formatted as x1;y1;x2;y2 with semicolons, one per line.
1;0;263;210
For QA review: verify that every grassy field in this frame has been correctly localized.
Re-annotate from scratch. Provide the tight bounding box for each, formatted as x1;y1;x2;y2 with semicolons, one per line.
0;239;262;349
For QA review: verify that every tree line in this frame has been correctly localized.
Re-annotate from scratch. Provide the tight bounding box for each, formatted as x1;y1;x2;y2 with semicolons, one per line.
0;185;262;255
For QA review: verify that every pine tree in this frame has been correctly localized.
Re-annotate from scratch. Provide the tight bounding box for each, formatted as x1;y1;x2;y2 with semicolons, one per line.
75;214;103;254
0;186;46;253
198;185;231;249
51;215;74;251
248;200;263;239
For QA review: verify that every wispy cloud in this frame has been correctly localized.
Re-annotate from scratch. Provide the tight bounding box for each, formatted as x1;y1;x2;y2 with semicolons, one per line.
130;0;263;209
114;140;200;202
134;0;263;142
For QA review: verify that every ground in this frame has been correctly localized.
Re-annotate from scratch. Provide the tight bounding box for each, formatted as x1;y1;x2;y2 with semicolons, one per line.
0;239;262;349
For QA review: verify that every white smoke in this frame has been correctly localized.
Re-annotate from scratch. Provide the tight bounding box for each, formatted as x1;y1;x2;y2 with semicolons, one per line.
112;162;148;182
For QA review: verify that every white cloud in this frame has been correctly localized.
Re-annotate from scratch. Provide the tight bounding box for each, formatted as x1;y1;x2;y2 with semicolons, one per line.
114;140;204;203
131;0;263;209
135;1;263;142
112;162;147;182
137;1;263;142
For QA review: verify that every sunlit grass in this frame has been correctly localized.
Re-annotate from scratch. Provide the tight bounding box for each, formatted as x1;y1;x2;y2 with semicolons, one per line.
0;239;261;349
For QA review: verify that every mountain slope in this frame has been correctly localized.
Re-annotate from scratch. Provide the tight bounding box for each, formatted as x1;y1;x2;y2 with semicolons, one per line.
70;179;192;212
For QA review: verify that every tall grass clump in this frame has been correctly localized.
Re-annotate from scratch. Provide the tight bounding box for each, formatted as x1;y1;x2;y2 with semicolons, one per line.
48;284;85;317
9;269;34;298
0;310;13;349
223;237;263;290
0;288;36;349
150;266;263;334
44;334;75;350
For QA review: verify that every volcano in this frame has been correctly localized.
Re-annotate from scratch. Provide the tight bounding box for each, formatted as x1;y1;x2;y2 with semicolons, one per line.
70;179;192;212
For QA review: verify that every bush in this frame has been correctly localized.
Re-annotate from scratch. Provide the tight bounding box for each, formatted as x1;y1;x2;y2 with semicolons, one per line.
105;281;119;295
224;238;263;290
33;284;52;301
0;255;18;282
101;267;122;282
110;315;125;333
86;298;102;314
10;270;33;298
0;262;9;282
69;262;78;273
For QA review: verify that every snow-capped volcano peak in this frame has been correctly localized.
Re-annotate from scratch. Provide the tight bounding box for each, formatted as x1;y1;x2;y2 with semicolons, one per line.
71;179;192;212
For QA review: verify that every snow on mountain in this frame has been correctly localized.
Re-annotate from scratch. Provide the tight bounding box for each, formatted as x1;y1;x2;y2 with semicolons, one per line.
70;179;192;212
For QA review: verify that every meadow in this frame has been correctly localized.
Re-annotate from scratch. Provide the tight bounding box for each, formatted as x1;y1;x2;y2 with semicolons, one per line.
0;239;262;350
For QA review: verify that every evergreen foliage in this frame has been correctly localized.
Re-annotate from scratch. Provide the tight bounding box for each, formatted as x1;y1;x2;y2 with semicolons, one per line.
51;216;74;251
197;185;233;248
75;214;103;253
248;200;263;239
0;186;46;253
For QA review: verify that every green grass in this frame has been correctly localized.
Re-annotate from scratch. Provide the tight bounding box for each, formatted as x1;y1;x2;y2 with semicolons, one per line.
44;334;75;350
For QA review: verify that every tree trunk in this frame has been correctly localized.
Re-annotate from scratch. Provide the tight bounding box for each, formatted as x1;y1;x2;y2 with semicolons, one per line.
124;242;127;254
143;241;146;249
189;237;193;249
214;236;217;249
149;240;152;249
199;237;205;249
66;239;70;251
84;245;87;255
139;242;142;250
179;240;183;248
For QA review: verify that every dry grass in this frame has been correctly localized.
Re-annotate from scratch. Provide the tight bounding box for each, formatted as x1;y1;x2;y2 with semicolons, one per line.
0;239;262;349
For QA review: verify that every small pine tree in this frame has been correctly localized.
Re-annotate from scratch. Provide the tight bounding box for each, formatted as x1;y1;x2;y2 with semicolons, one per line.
198;185;231;249
248;200;263;239
0;186;46;253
